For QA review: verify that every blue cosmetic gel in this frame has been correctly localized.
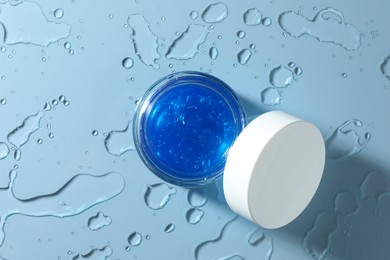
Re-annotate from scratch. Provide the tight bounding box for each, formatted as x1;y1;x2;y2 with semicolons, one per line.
134;72;246;186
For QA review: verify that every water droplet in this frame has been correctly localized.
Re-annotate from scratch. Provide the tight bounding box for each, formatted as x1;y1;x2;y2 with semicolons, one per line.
43;100;52;111
52;99;59;106
125;246;131;251
341;72;348;78
287;61;295;68
325;119;371;160
54;8;64;19
201;3;228;23
360;171;388;200
208;47;218;60
303;212;337;260
144;183;176;210
122;57;134;69
37;138;43;144
14;149;21;161
1;46;6;52
186;208;204;224
278;7;362;50
49;132;54;138
237;48;252;65
269;66;294;87
7;111;44;148
261;87;282;106
0;98;7;105
127;232;142;247
0;2;71;46
69;49;74;55
217;35;222;40
166;24;210;60
248;228;266;245
128;14;160;69
64;42;71;49
92;130;98;136
262;17;272;26
0;142;10;160
187;188;208;207
104;121;135;156
164;223;175;233
334;191;359;216
243;8;262;26
59;95;66;103
236;30;246;39
380;55;390;80
294;66;303;75
190;11;199;20
88;212;112;230
108;14;114;19
72;246;113;260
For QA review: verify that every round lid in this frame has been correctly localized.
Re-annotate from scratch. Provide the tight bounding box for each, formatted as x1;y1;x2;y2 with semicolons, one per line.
223;111;325;229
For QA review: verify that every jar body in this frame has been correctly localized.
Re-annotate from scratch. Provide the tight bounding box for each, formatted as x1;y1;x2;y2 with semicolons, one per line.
133;71;246;186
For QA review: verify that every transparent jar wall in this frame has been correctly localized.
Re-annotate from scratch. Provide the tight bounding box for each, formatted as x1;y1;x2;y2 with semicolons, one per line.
0;0;389;259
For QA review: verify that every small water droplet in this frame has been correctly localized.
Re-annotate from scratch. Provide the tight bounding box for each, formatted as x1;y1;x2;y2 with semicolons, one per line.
261;17;272;26
108;14;114;19
217;35;222;40
190;11;198;20
145;235;150;240
187;188;208;207
49;132;54;138
52;99;59;106
54;8;64;19
37;138;43;144
1;46;6;52
341;72;348;78
1;76;5;80
201;3;229;23
261;87;282;106
69;49;74;55
248;229;265;245
122;57;134;69
59;95;66;103
186;208;204;224
243;8;262;26
0;142;10;160
144;183;176;210
237;48;252;65
127;232;142;247
165;223;175;233
209;47;218;60
125;246;131;252
249;43;256;50
92;130;99;136
236;30;246;39
287;61;295;68
0;98;7;105
269;66;294;87
294;66;303;75
14;149;21;161
64;42;71;49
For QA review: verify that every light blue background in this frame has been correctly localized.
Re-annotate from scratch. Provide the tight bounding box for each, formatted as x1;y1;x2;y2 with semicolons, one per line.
0;0;389;259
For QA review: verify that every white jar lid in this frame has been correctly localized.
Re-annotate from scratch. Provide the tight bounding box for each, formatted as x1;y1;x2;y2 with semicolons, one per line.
223;111;325;229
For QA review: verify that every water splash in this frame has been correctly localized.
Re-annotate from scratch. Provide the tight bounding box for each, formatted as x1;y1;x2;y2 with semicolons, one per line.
166;24;210;60
278;7;361;51
128;232;142;246
334;191;359;216
187;188;208;207
209;46;218;60
303;212;338;260
269;66;295;88
360;171;388;200
127;14;160;69
237;48;252;65
104;121;135;156
261;87;282;106
186;208;204;224
0;143;9;160
7;111;44;148
243;8;262;26
0;171;125;246
201;3;228;23
87;211;112;230
0;2;71;46
380;55;390;80
144;183;176;210
195;216;273;260
325;119;371;160
72;246;112;260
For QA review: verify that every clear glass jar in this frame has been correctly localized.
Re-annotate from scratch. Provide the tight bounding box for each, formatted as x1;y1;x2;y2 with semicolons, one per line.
133;71;246;187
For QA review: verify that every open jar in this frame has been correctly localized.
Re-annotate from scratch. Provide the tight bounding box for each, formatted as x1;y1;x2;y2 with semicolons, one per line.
133;71;325;229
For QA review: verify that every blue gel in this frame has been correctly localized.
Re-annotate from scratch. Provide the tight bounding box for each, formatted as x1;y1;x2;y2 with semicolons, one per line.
133;72;246;186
